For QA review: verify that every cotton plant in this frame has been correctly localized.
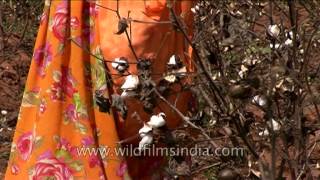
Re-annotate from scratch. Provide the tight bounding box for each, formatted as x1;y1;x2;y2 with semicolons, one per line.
164;55;187;83
137;112;166;151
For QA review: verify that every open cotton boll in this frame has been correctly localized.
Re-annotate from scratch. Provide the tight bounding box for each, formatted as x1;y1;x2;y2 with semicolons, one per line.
252;95;267;106
147;112;166;128
238;65;248;78
168;55;179;65
270;43;281;49
121;75;139;90
269;119;281;131
164;74;177;83
175;66;187;77
1;110;8;115
259;119;281;137
138;124;152;138
120;90;135;98
138;134;153;151
111;57;129;73
266;119;281;131
259;129;269;136
284;39;293;46
267;24;280;38
167;55;183;69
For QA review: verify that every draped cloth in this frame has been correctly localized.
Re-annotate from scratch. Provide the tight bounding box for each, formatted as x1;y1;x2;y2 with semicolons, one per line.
5;0;194;179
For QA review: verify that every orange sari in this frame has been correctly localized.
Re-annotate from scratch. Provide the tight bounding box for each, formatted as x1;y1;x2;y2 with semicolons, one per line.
5;0;194;179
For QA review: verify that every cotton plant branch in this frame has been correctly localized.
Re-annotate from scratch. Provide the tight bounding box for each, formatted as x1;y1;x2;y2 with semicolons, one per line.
166;1;229;112
95;1;138;61
153;88;219;148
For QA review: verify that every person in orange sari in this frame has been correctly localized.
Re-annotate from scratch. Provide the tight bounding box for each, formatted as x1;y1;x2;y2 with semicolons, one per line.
5;0;194;179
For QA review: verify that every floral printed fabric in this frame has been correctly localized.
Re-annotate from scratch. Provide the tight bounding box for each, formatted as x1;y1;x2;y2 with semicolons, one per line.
5;0;195;179
5;1;129;179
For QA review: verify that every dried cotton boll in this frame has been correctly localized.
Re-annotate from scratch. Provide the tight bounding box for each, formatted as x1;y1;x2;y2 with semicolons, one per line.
138;134;153;151
147;112;166;128
121;75;139;90
138;124;153;138
111;57;129;73
115;18;128;35
267;24;280;38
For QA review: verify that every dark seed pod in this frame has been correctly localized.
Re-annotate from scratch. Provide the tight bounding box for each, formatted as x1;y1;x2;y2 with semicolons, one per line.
111;94;128;119
229;84;252;99
245;76;260;89
137;58;152;71
143;100;155;114
115;18;128;35
95;91;111;113
218;168;239;180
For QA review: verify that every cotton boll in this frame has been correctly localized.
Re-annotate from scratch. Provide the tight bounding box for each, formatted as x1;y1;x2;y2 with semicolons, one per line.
267;24;280;38
284;39;293;46
270;119;281;131
164;74;177;83
287;31;293;39
259;119;281;137
167;55;183;69
175;66;187;77
120;90;135;98
168;55;178;65
191;7;196;14
259;129;269;136
270;43;281;49
111;57;129;73
1;110;8;115
252;95;267;107
138;124;153;138
121;75;139;90
147;112;166;128
238;65;248;78
138;134;153;151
